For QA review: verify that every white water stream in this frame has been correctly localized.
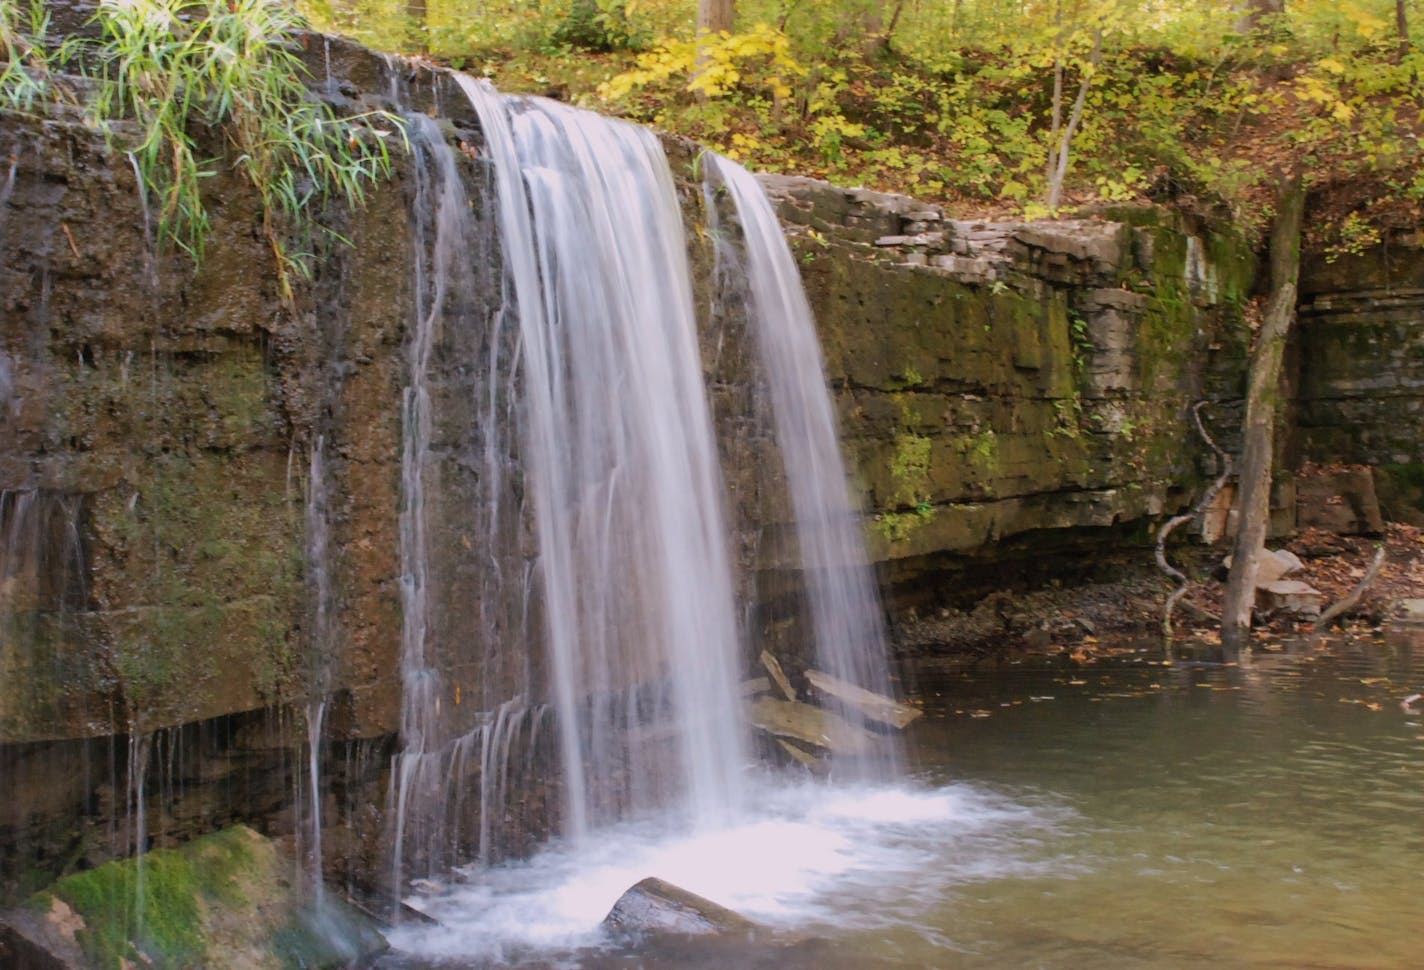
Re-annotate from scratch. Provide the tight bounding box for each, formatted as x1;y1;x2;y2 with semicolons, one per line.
705;154;900;770
460;77;749;837
387;80;917;962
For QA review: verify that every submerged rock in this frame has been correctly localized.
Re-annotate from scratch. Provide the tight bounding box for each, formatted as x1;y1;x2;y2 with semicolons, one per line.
602;877;760;939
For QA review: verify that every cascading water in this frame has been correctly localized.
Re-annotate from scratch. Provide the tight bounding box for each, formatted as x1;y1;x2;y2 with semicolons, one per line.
458;77;749;837
391;113;553;891
389;80;913;963
704;155;901;772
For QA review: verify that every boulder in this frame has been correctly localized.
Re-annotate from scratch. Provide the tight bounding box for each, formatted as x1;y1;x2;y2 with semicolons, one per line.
1258;580;1325;617
602;877;760;939
1390;598;1424;628
1296;466;1385;536
1222;548;1305;586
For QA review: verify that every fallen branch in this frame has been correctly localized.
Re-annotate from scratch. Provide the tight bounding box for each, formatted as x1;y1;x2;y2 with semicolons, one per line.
1158;401;1231;637
1313;545;1386;630
1174;597;1221;625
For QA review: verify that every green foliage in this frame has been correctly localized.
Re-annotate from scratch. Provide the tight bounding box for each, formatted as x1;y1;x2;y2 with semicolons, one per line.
450;0;1422;233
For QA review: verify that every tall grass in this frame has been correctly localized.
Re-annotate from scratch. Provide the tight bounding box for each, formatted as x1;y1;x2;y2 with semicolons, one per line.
1;0;405;297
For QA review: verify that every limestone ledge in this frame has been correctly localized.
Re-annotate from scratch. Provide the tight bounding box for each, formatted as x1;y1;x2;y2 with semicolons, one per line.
755;174;1255;576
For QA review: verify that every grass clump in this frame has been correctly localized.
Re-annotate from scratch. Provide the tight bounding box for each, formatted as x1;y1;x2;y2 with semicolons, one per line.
88;0;403;294
0;0;78;113
0;0;404;298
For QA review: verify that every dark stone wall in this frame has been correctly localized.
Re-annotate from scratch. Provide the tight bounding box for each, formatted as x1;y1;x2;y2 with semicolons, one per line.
1296;234;1424;469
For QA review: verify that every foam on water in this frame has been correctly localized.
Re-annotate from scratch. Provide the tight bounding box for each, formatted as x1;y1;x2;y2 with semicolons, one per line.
389;778;1068;963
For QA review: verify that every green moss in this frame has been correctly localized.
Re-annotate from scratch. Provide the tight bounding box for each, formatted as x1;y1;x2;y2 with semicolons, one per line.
50;855;202;968
963;429;999;470
875;504;936;542
43;828;258;969
888;431;932;509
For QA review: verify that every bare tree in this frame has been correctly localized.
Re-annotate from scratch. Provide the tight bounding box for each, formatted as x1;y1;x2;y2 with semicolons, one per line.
1220;177;1304;658
1045;23;1103;213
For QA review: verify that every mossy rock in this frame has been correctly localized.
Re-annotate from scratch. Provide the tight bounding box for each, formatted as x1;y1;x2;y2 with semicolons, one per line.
5;827;385;969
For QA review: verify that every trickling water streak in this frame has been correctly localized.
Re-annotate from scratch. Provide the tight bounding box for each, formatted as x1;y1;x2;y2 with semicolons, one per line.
0;150;17;243
306;436;335;678
306;699;327;909
380;52;403;107
392;116;458;896
125;153;158;289
705;155;900;772
459;77;749;836
304;437;334;903
127;732;152;939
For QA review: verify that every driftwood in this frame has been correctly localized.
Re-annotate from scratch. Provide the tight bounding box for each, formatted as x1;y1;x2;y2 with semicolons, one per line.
1157;401;1230;637
759;650;797;702
1314;546;1387;630
803;669;922;729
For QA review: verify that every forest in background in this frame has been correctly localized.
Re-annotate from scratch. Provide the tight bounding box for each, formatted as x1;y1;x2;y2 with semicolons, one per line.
296;0;1423;245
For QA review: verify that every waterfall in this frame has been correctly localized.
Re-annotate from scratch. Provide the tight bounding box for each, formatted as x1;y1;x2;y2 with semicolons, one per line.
389;81;902;910
458;77;749;837
705;155;901;772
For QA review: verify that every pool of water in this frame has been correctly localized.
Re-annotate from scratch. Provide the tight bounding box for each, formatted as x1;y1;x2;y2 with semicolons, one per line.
381;632;1423;969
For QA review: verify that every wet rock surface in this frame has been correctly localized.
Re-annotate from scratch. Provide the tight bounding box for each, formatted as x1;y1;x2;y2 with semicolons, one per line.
1;826;386;970
603;876;761;939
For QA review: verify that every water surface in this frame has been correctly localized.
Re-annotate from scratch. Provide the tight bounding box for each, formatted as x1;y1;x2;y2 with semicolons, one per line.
383;633;1423;969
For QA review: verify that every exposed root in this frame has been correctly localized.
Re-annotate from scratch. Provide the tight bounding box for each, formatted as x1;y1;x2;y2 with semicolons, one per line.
1157;401;1231;638
1314;545;1387;631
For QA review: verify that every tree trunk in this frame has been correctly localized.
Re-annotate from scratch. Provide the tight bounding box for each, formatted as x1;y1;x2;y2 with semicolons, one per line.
1238;0;1284;34
1220;177;1304;658
697;0;735;34
1397;0;1411;58
1045;26;1102;213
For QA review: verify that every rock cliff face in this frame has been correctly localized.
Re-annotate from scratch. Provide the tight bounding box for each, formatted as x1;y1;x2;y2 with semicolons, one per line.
755;179;1257;604
2;28;1420;902
1295;233;1424;520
